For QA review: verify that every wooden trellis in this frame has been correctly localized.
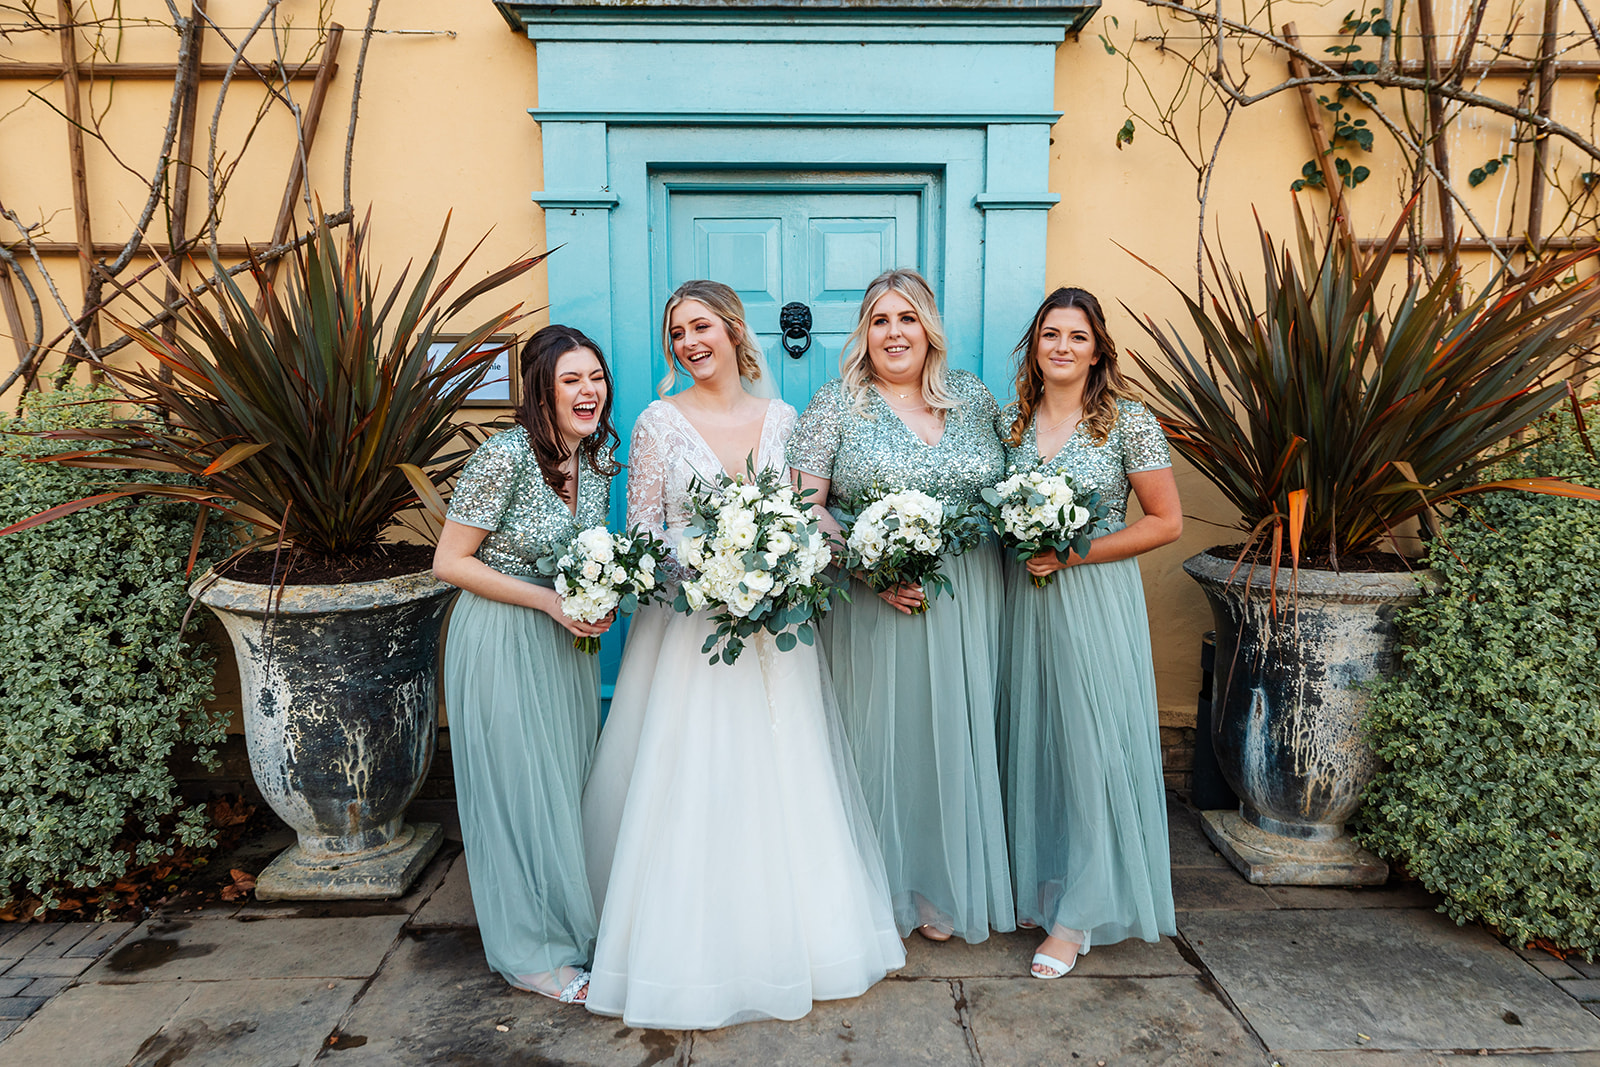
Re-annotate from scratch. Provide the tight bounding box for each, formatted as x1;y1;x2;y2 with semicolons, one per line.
0;2;345;390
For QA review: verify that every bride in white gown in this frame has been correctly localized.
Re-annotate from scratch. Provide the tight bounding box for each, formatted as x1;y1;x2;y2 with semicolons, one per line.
582;280;905;1029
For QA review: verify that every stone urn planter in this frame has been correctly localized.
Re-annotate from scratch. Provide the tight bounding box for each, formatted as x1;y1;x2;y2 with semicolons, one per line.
1182;550;1430;885
195;569;455;899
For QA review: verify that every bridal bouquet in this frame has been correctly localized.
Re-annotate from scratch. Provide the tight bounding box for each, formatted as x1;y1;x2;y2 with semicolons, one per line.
979;466;1108;587
672;463;835;665
539;525;671;653
839;487;983;614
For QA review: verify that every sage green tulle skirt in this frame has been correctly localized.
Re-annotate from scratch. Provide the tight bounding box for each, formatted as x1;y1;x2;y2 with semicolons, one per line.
999;548;1175;949
442;583;601;989
821;541;1015;942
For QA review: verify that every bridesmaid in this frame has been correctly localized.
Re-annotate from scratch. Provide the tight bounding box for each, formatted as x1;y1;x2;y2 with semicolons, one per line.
432;324;621;1002
788;267;1015;943
998;287;1181;979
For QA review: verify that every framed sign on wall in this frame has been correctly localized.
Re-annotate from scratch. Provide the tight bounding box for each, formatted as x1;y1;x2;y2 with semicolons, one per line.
430;334;519;408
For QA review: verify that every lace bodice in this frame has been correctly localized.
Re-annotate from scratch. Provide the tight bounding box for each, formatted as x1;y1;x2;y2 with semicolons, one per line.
626;399;798;537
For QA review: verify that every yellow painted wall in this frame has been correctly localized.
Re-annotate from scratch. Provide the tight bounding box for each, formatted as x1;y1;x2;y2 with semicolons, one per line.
4;0;1594;727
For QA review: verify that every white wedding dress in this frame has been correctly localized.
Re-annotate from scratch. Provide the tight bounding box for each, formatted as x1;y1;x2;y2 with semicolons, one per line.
582;398;905;1030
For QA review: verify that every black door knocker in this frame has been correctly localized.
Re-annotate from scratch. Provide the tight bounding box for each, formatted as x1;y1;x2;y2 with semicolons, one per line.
779;302;813;359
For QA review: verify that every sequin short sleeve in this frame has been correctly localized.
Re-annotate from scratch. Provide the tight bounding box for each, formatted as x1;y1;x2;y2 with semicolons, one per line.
786;380;845;478
445;433;517;531
1120;400;1173;473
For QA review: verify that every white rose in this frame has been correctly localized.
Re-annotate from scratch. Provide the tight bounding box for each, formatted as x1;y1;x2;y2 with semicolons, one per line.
725;515;759;548
576;527;615;563
581;559;604;581
744;570;775;596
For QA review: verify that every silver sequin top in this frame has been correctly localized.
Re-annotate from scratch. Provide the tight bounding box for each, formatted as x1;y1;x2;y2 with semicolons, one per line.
999;398;1172;525
445;427;613;578
787;370;1007;513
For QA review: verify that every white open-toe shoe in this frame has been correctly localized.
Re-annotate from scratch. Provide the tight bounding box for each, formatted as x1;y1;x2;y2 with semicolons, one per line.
1030;932;1089;980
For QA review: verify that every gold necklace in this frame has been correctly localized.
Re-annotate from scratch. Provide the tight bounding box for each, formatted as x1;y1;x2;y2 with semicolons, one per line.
1040;406;1084;434
875;383;925;410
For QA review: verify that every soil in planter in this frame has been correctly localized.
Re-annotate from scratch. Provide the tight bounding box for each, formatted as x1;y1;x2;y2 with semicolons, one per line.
221;541;436;585
1210;543;1421;574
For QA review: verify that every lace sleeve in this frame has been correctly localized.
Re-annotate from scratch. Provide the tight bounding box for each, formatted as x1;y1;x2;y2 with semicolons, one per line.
625;408;668;535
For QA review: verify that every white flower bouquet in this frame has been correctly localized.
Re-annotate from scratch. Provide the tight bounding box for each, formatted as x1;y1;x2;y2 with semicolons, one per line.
672;463;836;665
839;487;983;614
979;466;1109;587
538;525;671;653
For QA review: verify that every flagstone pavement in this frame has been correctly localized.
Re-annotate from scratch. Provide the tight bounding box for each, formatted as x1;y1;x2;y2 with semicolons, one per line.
2;798;1598;1066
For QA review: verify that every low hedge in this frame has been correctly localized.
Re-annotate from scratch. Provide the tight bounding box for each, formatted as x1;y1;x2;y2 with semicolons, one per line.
1360;406;1600;958
0;387;229;908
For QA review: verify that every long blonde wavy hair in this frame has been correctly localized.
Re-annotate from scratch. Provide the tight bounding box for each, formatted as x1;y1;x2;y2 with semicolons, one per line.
657;279;765;397
1005;286;1139;447
840;268;956;415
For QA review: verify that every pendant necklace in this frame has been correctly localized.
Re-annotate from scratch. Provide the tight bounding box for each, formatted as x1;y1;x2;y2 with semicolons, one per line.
1041;406;1084;435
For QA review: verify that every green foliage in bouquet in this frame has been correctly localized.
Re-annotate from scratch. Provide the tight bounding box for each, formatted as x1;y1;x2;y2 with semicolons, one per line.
671;460;837;665
837;486;984;610
0;387;231;906
1359;404;1600;958
978;466;1110;587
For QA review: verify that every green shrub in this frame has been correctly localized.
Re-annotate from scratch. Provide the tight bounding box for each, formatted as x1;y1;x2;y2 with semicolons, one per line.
1360;405;1600;957
0;387;229;907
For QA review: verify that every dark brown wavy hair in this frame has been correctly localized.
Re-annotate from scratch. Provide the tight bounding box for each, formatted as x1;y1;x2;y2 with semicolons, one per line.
514;324;622;494
1005;286;1138;447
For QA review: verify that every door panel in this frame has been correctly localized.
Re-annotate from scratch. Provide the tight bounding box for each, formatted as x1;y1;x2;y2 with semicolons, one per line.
665;187;925;413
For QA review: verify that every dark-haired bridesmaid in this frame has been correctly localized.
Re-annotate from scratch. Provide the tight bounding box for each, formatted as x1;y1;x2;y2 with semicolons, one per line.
997;288;1182;980
433;324;622;1003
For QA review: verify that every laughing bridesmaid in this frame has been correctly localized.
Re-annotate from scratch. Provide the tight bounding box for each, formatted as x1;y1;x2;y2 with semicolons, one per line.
433;324;621;1003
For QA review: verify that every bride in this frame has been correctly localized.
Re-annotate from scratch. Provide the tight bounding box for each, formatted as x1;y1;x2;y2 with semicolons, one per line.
581;280;905;1029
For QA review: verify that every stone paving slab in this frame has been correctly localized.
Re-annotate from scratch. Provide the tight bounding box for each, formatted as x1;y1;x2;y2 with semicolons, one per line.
1174;867;1279;910
0;924;62;959
1;956;90;979
1168;805;1231;869
1273;1052;1600;1066
1180;908;1600;1053
0;999;46;1021
0;982;23;999
0;976;360;1067
82;914;406;983
899;930;1196;980
407;851;477;928
1561;980;1600;1002
325;925;690;1065
963;975;1267;1065
687;980;974;1066
0;983;193;1067
61;923;135;959
1262;883;1442;911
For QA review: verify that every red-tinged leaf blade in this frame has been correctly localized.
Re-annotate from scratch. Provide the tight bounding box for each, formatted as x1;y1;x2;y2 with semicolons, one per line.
0;491;155;536
202;442;270;476
398;463;448;523
1287;489;1308;570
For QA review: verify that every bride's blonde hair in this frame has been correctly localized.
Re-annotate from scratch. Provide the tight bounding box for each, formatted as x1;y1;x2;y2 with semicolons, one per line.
657;280;765;397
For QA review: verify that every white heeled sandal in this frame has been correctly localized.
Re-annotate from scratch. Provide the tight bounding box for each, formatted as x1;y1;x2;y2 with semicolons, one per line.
1030;932;1089;980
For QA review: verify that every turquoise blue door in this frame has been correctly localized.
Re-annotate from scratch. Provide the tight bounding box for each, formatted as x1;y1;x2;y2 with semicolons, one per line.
659;184;930;414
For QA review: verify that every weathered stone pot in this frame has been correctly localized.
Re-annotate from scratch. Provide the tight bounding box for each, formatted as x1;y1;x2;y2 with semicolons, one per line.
194;569;454;899
1183;550;1429;885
